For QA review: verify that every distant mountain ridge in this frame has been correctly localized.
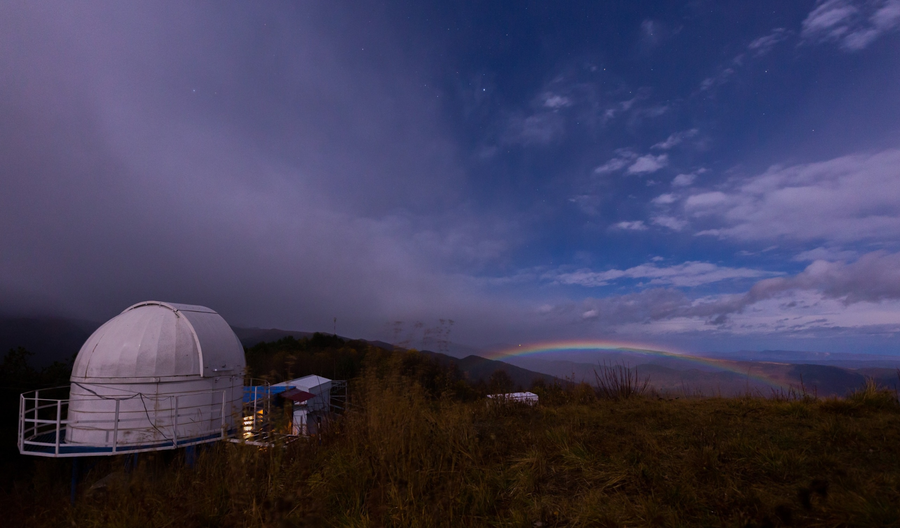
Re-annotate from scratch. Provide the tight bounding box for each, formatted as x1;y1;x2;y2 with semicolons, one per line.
3;316;897;396
493;347;900;371
419;350;558;389
696;349;900;368
0;316;100;366
232;326;317;347
503;354;900;398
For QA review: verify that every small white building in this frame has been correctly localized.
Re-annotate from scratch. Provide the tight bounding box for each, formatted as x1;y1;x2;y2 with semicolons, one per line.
271;375;332;435
56;301;246;452
487;391;539;405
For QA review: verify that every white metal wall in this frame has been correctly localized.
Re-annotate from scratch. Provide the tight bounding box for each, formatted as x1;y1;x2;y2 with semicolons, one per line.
65;375;243;447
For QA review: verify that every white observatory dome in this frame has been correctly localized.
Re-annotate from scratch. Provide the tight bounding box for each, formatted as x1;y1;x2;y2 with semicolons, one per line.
65;301;246;449
72;301;245;381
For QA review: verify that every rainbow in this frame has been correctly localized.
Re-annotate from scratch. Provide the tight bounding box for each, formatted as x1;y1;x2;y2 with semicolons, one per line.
485;339;793;391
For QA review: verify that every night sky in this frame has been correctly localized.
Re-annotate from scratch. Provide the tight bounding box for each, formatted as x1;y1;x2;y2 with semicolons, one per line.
3;1;900;355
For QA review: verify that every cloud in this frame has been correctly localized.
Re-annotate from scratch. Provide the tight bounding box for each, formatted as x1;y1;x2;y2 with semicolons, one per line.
724;250;900;311
684;191;729;210
801;0;900;51
684;148;900;243
543;93;571;109
500;81;586;146
651;193;677;205
554;287;869;334
641;20;663;47
569;289;698;326
581;309;599;319
595;87;669;127
0;1;538;346
594;149;638;174
542;251;900;335
792;247;858;262
699;68;736;92
802;0;859;38
601;90;651;123
630;105;670;122
569;194;602;216
614;221;648;231
638;19;680;53
708;292;900;337
875;0;900;29
499;69;618;146
672;173;698;187
748;28;790;56
652;129;699;150
711;250;900;318
502;112;566;145
698;25;793;93
628;154;669;174
550;261;776;288
651;215;687;231
541;287;743;331
737;246;779;257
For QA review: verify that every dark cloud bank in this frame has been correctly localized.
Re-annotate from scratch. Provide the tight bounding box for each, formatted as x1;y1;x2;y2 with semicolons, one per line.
0;2;524;344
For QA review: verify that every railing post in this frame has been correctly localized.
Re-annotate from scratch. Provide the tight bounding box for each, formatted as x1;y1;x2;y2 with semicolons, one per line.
18;394;24;452
172;394;178;447
28;396;35;447
33;390;39;436
173;395;179;447
221;390;226;438
112;399;120;453
252;386;258;430
55;400;62;456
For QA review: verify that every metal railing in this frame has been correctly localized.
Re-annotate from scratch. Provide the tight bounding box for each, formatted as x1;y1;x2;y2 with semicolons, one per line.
18;386;233;458
239;380;275;444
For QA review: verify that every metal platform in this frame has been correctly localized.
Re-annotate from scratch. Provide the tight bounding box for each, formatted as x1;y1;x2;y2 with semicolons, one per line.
19;380;345;456
18;386;240;458
20;429;229;457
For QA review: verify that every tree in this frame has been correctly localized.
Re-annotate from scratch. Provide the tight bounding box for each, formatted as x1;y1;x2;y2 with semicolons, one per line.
0;347;39;389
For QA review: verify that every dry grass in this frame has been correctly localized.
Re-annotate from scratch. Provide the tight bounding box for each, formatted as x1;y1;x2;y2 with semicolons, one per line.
3;364;900;527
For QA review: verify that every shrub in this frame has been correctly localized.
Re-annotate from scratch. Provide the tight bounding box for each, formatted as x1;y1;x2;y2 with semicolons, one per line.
846;378;900;410
593;362;650;400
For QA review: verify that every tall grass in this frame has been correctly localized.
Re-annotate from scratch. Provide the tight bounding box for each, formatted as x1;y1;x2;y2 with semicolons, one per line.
3;359;900;527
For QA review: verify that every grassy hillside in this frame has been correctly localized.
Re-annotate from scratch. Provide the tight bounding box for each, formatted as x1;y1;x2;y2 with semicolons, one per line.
3;349;899;527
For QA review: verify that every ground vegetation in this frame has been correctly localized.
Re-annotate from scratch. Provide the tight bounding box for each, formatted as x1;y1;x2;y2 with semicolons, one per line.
2;344;899;527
